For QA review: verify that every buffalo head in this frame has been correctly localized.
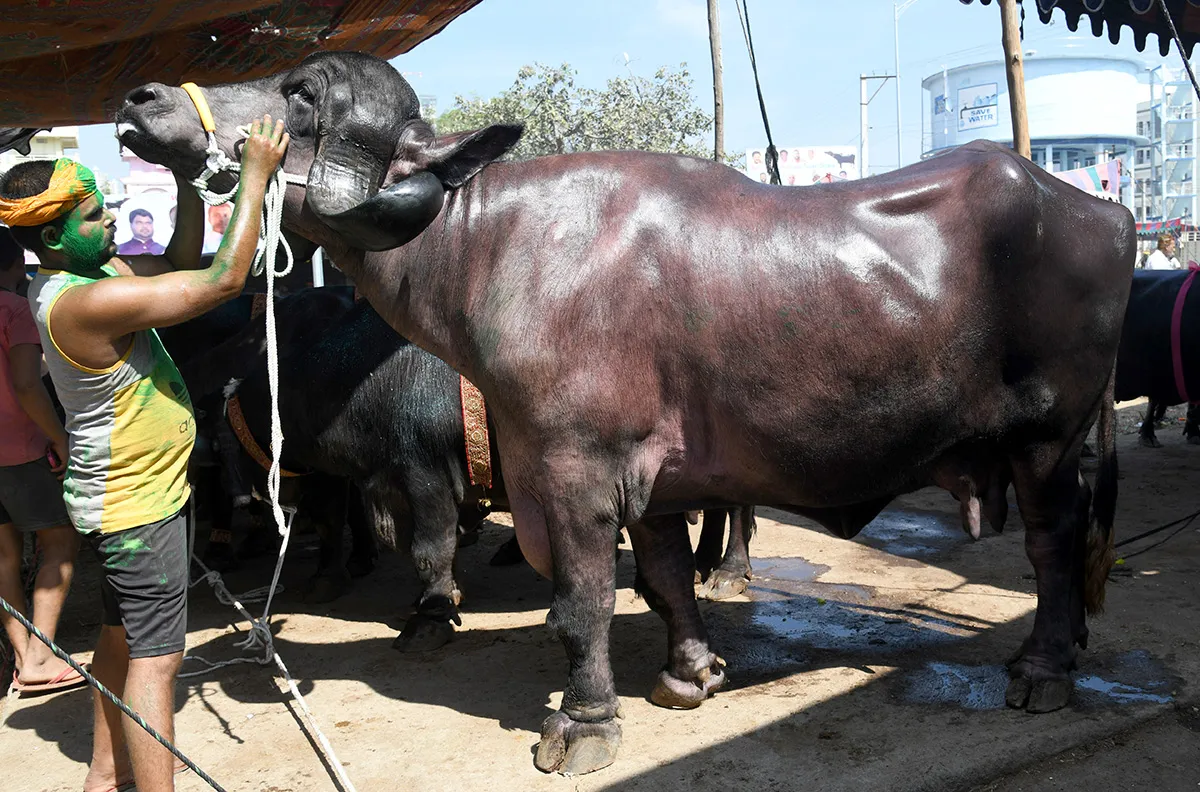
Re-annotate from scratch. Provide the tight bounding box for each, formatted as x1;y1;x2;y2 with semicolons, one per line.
115;52;522;251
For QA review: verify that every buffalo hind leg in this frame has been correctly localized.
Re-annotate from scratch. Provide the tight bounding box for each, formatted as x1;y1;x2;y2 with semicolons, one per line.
698;506;755;601
628;515;726;708
393;474;463;653
1006;449;1090;713
1140;400;1163;448
1186;403;1200;445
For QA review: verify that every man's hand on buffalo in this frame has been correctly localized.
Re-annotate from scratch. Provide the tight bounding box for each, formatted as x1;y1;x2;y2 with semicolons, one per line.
239;115;290;188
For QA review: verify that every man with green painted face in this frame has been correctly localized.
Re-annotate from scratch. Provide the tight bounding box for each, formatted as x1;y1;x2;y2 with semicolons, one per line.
0;115;289;792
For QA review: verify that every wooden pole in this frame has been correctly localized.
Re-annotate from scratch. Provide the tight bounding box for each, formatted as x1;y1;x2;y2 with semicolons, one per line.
999;0;1031;159
708;0;725;162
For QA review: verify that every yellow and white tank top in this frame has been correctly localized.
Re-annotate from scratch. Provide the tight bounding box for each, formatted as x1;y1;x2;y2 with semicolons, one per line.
28;264;195;534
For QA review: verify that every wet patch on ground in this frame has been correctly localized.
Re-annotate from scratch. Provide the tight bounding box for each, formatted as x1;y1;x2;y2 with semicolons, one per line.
898;650;1176;710
710;555;985;676
854;508;968;559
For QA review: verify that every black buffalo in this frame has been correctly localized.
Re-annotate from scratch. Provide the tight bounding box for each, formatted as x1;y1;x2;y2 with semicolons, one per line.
118;52;1132;775
1115;268;1200;447
183;289;506;650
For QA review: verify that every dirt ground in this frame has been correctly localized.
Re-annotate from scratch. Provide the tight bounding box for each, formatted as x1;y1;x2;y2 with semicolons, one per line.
1;401;1198;792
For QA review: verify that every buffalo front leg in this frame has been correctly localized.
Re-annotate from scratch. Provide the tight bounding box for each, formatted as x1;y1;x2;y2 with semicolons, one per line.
698;505;755;601
303;477;353;604
394;474;463;653
345;486;378;579
629;515;727;708
1139;400;1162;448
524;491;623;776
1006;451;1090;713
693;509;726;584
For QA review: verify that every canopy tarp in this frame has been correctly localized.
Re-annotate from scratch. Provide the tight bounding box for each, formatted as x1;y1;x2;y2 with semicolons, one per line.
0;0;483;127
960;0;1200;56
1136;217;1198;236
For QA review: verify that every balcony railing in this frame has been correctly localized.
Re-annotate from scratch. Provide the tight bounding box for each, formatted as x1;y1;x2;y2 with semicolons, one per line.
1167;144;1193;158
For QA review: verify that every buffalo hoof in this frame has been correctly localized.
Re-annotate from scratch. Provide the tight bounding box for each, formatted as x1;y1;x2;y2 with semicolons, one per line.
393;616;455;652
650;662;726;709
697;569;750;601
1005;673;1073;713
1139;434;1163;449
202;541;240;573
1005;648;1074;713
535;711;621;776
489;535;525;567
303;571;352;604
346;553;377;579
1188;434;1200;446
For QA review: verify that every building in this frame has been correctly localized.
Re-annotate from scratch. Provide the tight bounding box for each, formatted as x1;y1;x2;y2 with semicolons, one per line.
0;127;80;170
922;56;1145;212
1134;65;1199;226
121;145;176;200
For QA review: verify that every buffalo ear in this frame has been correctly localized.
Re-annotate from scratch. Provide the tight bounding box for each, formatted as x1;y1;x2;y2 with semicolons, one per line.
408;123;524;189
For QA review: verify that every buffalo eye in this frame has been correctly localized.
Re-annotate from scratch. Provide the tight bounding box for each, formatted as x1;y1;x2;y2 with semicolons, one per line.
285;86;316;137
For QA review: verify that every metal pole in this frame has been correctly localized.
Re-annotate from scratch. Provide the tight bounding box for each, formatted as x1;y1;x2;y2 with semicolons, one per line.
894;3;902;169
311;247;325;287
861;76;870;178
708;0;725;162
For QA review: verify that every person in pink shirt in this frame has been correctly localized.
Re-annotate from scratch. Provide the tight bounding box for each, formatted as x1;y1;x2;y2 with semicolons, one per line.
0;228;83;696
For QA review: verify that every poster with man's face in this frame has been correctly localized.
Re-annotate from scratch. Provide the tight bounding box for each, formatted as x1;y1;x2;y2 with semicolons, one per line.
114;193;174;256
111;192;235;258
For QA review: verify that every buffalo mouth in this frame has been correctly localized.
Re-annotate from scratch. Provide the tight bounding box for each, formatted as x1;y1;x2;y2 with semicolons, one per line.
114;105;207;176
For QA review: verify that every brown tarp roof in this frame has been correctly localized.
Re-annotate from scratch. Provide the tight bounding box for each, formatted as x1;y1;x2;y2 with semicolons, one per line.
961;0;1200;56
0;0;483;127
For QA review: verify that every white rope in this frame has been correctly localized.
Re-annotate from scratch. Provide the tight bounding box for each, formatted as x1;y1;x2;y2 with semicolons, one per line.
191;127;305;279
180;119;359;792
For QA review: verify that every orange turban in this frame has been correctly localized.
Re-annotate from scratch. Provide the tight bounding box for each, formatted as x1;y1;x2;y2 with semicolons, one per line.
0;158;98;227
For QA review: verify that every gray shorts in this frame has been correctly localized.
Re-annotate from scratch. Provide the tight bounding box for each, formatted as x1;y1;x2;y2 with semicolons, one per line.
0;457;70;532
94;504;190;659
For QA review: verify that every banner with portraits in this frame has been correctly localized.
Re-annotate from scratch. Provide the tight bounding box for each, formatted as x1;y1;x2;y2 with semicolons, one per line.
110;192;235;257
744;145;860;186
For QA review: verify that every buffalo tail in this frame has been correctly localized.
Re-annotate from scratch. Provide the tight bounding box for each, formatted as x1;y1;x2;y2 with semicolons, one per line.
1085;363;1118;615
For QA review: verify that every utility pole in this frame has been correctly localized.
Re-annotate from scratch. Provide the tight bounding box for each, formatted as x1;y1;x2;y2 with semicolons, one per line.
708;0;724;162
894;0;920;170
861;74;896;178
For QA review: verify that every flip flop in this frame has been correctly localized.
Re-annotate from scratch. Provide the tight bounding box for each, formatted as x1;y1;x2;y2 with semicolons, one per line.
15;664;89;696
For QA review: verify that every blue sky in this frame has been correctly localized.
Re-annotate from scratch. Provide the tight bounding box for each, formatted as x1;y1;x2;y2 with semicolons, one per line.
77;0;1178;180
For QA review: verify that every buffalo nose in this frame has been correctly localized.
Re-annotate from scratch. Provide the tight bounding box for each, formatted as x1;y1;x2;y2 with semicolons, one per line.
124;83;163;108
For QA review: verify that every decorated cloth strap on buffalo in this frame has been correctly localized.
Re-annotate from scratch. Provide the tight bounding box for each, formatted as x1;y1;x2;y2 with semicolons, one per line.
460;376;492;490
0;158;96;227
1172;261;1200;404
225;393;306;478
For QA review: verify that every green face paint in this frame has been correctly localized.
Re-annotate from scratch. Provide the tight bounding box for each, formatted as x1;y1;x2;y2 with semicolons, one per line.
59;190;115;273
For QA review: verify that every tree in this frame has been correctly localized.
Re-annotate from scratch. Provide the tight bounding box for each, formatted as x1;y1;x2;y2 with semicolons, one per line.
434;63;716;162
